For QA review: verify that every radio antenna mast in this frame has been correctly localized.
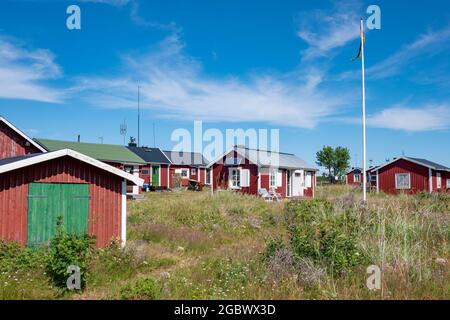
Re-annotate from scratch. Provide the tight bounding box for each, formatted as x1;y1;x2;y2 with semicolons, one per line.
120;118;127;146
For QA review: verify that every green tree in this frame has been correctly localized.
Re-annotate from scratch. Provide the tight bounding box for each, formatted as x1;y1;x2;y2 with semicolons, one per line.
316;146;335;182
316;146;350;183
333;147;351;182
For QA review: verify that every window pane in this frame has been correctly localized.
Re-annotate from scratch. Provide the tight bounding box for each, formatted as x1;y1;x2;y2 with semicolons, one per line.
396;174;410;189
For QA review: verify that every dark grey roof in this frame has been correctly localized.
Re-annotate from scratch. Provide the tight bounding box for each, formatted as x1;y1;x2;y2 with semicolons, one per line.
406;157;450;171
346;167;362;174
370;157;450;172
127;146;171;164
0;153;43;166
163;150;209;167
233;146;317;170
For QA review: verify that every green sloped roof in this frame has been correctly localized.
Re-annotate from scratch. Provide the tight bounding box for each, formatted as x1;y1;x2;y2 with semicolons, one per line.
35;139;146;164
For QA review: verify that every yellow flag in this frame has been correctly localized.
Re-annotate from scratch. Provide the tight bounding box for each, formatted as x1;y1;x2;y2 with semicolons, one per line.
352;33;365;61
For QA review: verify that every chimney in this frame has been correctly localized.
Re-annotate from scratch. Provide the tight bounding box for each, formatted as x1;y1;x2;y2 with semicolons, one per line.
128;136;137;147
77;135;80;143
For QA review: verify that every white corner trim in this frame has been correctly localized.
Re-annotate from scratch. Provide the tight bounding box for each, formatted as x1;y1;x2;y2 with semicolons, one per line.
121;179;127;247
167;164;170;188
158;164;161;186
376;170;379;193
258;167;261;191
210;167;214;191
0;117;47;152
429;168;433;194
132;165;140;194
0;148;144;186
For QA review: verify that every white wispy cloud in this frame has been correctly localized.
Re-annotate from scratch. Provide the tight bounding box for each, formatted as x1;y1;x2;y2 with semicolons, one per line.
79;0;180;31
366;26;450;79
296;0;362;60
74;34;348;128
367;104;450;132
0;37;63;103
337;25;450;81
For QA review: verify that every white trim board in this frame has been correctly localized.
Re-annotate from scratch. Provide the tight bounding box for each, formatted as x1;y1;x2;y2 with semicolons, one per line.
0;148;144;186
121;180;127;247
0;117;47;153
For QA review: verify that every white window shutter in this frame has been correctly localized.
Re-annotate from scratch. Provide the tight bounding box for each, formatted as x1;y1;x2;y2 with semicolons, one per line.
228;168;234;187
277;171;282;187
241;169;250;187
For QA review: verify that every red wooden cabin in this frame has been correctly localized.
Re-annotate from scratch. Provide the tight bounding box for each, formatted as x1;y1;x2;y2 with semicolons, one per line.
208;146;317;198
0;149;143;248
345;167;363;185
370;157;450;194
163;150;209;188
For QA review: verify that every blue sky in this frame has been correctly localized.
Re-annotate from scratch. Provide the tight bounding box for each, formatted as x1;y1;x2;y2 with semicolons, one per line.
0;0;449;169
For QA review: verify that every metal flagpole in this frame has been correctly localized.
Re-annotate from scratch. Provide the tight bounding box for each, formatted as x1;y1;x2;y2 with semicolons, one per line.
360;18;367;202
138;85;141;147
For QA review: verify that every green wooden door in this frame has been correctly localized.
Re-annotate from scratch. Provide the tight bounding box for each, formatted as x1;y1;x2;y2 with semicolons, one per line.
152;166;159;186
27;183;89;246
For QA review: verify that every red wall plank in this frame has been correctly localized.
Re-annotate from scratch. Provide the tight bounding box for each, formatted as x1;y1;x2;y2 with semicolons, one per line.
378;159;429;194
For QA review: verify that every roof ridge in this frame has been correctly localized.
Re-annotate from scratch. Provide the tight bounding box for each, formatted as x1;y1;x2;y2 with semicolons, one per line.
235;146;295;156
36;138;128;148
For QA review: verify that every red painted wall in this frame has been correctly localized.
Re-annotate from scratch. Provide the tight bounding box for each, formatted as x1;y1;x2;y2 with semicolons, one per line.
346;171;364;185
377;159;429;194
190;167;199;182
0;121;41;159
260;168;287;197
212;151;259;195
139;164;152;184
443;171;450;192
199;168;206;184
169;165;197;187
0;156;123;247
160;165;169;188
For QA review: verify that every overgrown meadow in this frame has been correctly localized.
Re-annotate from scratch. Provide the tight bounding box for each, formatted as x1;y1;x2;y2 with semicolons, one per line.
0;185;449;299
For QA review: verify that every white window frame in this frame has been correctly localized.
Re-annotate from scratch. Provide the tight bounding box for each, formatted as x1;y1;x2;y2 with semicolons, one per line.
229;168;241;189
446;178;450;189
141;169;150;176
191;168;197;176
354;173;360;182
436;172;442;189
269;169;277;188
395;173;411;190
175;168;189;179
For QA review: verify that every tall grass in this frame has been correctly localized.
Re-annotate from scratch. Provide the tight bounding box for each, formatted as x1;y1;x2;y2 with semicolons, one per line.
0;187;448;299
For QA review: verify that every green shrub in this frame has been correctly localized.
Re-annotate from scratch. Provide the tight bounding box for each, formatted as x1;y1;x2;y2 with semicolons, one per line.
284;199;334;225
263;237;287;262
45;220;95;290
0;241;46;273
120;277;161;300
277;200;367;275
